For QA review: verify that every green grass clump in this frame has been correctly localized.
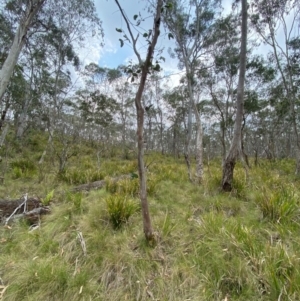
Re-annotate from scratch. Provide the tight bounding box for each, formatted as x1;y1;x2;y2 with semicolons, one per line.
10;158;37;178
105;175;158;197
66;191;84;213
105;193;140;229
256;186;299;223
59;168;104;185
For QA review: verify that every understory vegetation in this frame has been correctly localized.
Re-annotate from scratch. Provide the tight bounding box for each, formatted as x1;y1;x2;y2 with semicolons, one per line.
0;132;300;301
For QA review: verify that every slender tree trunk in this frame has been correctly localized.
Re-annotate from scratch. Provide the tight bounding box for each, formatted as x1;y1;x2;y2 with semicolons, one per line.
222;0;247;191
172;124;177;157
0;0;46;102
194;103;203;183
114;0;163;243
0;98;10;132
16;95;30;139
184;77;194;182
135;2;162;242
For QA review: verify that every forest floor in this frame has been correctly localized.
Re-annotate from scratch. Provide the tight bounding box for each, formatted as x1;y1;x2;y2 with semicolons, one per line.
0;134;300;300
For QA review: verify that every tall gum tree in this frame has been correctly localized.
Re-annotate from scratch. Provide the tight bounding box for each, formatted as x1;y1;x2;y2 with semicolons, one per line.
250;0;300;174
164;0;220;183
222;0;248;191
114;0;164;243
0;0;46;102
200;15;240;161
34;0;102;164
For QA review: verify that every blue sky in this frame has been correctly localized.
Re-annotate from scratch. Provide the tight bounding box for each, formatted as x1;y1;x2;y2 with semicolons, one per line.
88;0;232;86
95;0;178;69
79;0;287;85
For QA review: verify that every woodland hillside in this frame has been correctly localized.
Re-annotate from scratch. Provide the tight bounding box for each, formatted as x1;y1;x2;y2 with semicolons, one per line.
0;0;300;300
0;132;300;300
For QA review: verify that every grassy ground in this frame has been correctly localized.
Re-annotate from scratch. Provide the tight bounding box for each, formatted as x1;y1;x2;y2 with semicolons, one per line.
0;139;300;300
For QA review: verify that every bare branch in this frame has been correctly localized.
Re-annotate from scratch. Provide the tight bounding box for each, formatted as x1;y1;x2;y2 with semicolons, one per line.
114;0;142;64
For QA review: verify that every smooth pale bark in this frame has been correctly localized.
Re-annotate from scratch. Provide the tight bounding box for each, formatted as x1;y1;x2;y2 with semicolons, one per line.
184;75;194;182
0;0;46;102
0;98;10;132
165;0;206;184
114;0;163;243
222;0;247;191
194;103;203;183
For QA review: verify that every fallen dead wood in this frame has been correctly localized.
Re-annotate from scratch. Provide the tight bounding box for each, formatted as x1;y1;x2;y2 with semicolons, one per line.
0;195;50;225
72;174;131;192
12;206;51;224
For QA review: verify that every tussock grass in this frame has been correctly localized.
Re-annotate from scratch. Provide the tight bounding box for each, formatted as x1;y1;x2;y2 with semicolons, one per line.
0;143;300;300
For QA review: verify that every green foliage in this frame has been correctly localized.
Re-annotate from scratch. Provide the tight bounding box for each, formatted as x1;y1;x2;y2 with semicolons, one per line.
256;186;299;223
10;158;37;178
2;137;300;301
59;168;104;184
105;175;157;197
11;166;23;179
105;194;139;229
41;189;54;205
232;170;247;199
66;192;83;213
5;259;69;300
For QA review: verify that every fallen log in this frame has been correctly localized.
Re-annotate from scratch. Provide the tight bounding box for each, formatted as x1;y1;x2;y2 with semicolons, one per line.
72;179;106;192
0;196;50;225
72;174;131;192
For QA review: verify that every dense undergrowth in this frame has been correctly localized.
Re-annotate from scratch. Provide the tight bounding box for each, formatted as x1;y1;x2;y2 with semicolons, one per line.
0;133;300;300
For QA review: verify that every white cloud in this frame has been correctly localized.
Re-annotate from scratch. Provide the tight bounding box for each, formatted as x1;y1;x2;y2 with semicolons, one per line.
75;36;102;66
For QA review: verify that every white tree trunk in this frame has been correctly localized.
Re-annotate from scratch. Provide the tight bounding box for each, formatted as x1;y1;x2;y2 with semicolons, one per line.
194;103;203;183
222;0;247;191
0;0;46;101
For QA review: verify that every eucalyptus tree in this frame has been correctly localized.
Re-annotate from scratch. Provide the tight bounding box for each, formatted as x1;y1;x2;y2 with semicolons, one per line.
242;56;276;163
33;0;102;167
150;74;168;154
199;15;240;161
163;85;189;157
0;0;46;103
115;79;135;159
143;74;167;153
164;0;221;183
222;0;248;191
250;0;300;173
114;0;164;243
75;64;119;143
